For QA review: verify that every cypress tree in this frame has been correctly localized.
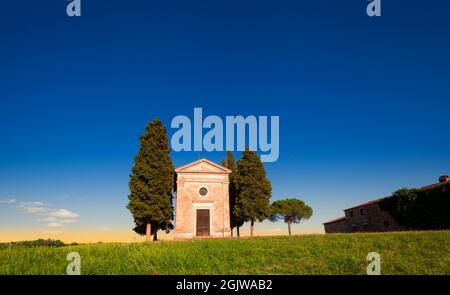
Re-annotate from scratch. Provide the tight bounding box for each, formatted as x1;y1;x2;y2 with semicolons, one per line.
223;151;244;237
127;119;174;242
235;149;272;237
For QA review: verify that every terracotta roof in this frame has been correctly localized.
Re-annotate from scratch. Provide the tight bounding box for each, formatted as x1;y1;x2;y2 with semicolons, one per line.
344;198;386;211
342;177;449;212
417;181;448;191
323;216;346;224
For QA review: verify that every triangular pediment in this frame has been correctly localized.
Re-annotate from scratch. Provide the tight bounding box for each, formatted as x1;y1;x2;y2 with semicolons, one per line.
175;158;231;174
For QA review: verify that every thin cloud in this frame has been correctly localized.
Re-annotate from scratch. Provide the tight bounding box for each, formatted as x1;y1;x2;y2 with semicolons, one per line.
59;219;77;224
97;226;111;231
0;198;16;204
49;209;79;219
16;201;49;214
14;199;80;229
38;216;57;222
47;222;64;228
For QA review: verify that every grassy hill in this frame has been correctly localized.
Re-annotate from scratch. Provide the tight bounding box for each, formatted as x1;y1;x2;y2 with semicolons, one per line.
0;231;449;275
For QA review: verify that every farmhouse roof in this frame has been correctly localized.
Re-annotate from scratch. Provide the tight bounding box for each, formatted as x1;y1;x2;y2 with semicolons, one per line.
417;177;449;190
343;175;449;211
323;216;346;225
343;198;386;211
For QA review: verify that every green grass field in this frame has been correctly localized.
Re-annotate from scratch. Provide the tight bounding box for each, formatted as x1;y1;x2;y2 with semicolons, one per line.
1;231;449;275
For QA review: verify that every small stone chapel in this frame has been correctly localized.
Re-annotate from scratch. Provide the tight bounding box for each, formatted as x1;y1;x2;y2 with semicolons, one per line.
174;158;232;239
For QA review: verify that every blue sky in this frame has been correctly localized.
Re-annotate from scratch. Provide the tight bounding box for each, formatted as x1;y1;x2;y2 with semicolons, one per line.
0;1;449;241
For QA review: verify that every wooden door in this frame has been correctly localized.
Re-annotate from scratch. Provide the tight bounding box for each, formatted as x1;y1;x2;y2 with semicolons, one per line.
196;209;210;236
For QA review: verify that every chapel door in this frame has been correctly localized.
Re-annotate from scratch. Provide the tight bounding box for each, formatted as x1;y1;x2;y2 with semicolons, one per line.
196;209;210;236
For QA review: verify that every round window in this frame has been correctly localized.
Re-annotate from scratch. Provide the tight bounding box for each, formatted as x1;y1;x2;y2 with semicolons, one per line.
199;187;208;196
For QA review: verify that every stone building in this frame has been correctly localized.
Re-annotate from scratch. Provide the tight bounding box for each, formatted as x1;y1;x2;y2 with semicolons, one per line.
323;199;405;234
174;158;232;240
323;175;449;233
322;216;348;233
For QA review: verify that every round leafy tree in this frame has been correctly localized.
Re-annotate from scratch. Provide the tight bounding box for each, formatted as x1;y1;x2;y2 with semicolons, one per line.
270;198;313;235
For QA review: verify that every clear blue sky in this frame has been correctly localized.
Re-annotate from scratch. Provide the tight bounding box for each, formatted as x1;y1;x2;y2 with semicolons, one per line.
0;1;449;241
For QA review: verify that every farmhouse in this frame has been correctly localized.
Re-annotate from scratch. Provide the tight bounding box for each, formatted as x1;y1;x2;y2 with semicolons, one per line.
323;198;404;234
323;175;450;233
174;158;232;240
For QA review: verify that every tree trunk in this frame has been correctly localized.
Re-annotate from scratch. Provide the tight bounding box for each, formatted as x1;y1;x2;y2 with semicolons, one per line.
237;226;240;237
231;228;234;238
288;221;292;236
153;230;158;241
146;223;151;242
250;220;255;237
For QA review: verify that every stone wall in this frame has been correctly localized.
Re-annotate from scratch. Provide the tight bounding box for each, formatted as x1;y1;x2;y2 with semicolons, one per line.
324;219;349;233
344;204;405;232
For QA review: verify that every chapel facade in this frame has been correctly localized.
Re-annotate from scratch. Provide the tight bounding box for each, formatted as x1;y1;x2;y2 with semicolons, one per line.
174;158;232;239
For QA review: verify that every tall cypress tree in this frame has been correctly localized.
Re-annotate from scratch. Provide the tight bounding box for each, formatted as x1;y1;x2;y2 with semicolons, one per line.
127;119;174;242
223;151;244;237
235;149;272;237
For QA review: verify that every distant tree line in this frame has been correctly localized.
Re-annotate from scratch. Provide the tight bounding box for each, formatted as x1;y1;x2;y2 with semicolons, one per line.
127;119;313;241
0;239;78;249
379;182;450;230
